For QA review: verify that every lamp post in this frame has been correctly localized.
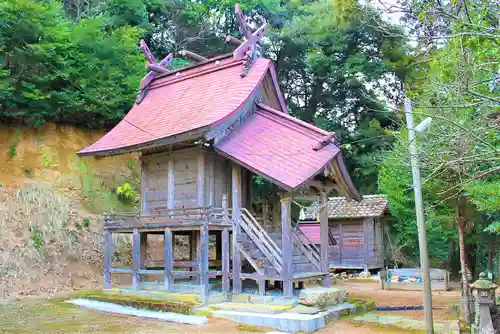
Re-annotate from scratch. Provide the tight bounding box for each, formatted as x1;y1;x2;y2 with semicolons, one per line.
405;98;434;334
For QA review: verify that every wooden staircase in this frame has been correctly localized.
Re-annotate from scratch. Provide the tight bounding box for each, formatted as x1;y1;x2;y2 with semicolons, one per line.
236;209;323;277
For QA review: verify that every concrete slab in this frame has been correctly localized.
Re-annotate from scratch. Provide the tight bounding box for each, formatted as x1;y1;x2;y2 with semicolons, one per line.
212;309;330;333
211;302;354;333
209;302;293;314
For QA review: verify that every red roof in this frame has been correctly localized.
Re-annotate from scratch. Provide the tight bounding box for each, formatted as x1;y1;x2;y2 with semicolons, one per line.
78;56;283;156
215;104;340;190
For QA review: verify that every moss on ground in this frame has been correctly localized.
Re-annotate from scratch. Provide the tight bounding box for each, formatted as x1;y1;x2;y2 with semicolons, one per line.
85;294;199;314
235;323;267;332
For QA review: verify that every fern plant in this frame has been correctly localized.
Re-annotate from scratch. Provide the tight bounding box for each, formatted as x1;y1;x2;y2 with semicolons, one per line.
116;183;136;202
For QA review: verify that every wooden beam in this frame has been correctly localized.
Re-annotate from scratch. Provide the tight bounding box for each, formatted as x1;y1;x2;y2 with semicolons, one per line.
319;192;331;287
225;35;243;46
179;50;207;62
200;224;209;304
164;228;173;291
313;133;335;151
235;3;252;39
281;195;293;298
140;39;156;64
232;164;242;293
222;227;230;292
103;230;112;289
147;63;169;74
132;228;141;290
139;54;173;90
233;23;268;59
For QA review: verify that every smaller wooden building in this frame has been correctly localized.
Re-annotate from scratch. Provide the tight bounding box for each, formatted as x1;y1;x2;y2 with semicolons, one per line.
299;195;388;272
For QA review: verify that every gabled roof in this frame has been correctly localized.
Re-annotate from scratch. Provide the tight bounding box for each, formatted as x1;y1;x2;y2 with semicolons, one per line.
215;104;357;195
300;195;388;220
77;56;286;156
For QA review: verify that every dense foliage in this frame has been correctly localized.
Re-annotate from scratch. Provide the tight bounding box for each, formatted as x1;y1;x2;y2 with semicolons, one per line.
0;0;407;194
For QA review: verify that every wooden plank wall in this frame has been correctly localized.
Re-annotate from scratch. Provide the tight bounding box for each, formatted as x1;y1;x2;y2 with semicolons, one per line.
140;148;236;213
329;220;372;269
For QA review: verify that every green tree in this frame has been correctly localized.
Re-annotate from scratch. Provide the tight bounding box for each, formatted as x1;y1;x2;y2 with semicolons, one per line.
279;0;408;193
379;0;499;322
0;0;144;128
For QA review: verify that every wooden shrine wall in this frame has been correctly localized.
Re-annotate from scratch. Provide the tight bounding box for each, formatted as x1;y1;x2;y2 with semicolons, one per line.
140;147;252;215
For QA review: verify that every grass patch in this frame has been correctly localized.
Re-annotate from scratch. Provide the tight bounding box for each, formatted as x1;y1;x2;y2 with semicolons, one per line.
8;129;21;159
235;323;267;332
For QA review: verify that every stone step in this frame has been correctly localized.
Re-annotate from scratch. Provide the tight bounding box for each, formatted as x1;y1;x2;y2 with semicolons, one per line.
211;303;355;333
208;302;293;314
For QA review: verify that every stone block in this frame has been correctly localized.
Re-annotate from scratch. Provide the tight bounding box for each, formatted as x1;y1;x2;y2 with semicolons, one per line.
230;294;251;303
299;287;348;307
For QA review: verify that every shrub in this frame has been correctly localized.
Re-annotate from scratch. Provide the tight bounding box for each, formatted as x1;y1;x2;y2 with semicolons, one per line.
8;129;20;159
116;183;136;202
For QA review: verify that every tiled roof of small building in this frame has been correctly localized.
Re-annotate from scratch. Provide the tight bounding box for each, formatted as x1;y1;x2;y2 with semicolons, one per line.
300;195;388;220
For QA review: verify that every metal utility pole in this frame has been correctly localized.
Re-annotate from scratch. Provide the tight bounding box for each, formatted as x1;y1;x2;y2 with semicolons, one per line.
405;98;434;334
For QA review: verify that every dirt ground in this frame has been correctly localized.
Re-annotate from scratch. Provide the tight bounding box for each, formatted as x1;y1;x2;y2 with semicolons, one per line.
338;279;462;322
1;280;463;334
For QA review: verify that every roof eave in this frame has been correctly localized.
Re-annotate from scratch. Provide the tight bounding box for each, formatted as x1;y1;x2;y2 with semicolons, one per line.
76;126;209;157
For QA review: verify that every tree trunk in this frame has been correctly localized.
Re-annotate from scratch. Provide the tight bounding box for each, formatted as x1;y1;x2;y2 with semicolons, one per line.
497;250;500;285
457;208;471;324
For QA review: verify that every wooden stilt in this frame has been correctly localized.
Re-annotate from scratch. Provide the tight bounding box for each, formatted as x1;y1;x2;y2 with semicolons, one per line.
103;230;112;289
222;227;230;292
132;228;140;290
320;191;331;287
232;164;242;293
139;232;147;282
200;223;209;304
191;231;200;283
215;232;222;261
258;278;266;296
281;195;293;298
164;228;173;291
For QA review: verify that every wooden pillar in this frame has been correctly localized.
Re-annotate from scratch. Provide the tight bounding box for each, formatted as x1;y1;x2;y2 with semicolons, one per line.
363;219;370;273
139;233;147;269
215;232;222;261
258;278;266;296
200;223;209;303
208;155;215;207
194;150;206;284
191;231;200;284
141;160;148;215
262;200;269;232
103;230;112;289
222;194;230;292
132;228;140;290
232;164;242;293
167;157;175;210
222;227;230;292
319;191;331;287
281;195;293;298
164;228;173;291
339;223;344;266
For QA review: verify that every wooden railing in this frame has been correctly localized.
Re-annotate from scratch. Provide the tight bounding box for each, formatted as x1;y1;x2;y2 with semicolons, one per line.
104;206;229;229
238;208;283;274
292;226;322;272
